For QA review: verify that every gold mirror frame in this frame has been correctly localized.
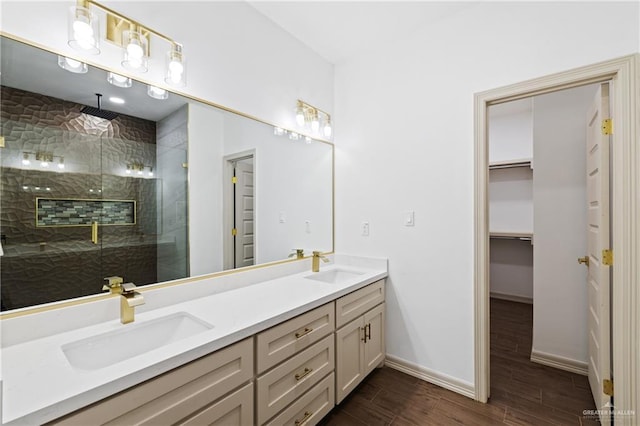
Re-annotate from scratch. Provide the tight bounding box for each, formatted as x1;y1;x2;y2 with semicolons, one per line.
0;31;335;319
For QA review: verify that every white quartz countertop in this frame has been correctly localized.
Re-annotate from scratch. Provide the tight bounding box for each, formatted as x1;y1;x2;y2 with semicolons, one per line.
1;256;387;425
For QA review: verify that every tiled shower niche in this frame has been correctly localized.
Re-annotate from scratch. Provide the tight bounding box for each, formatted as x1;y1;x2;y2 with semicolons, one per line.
36;198;136;227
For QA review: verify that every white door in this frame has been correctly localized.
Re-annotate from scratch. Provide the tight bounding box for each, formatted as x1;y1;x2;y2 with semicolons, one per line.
234;161;254;268
585;83;611;414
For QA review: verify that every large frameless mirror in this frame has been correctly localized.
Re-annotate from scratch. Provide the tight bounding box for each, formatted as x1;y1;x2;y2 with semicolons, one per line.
0;35;333;312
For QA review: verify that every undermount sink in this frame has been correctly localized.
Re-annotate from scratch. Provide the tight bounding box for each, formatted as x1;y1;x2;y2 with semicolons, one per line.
62;312;214;370
304;268;364;284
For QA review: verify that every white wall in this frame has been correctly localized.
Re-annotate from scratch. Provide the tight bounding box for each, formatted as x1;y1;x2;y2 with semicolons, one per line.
532;84;597;366
0;1;334;129
334;2;639;385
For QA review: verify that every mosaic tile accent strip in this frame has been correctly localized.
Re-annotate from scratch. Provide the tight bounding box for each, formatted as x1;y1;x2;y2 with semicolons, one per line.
36;198;135;227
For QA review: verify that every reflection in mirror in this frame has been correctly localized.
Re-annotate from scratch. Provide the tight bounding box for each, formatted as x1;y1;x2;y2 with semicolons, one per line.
0;36;333;312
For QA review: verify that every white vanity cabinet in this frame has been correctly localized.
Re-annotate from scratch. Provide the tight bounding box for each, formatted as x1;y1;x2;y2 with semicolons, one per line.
48;338;254;425
335;281;385;403
256;303;336;425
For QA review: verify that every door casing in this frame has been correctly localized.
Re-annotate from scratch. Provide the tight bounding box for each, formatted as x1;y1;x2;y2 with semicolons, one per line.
473;54;639;423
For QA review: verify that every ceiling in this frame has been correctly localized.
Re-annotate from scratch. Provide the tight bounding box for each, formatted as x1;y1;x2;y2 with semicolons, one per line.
248;1;475;64
0;37;187;122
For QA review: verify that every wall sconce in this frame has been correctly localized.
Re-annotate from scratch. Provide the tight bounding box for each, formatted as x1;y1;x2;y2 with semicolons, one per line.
126;162;154;177
67;0;186;86
22;152;65;169
294;100;332;138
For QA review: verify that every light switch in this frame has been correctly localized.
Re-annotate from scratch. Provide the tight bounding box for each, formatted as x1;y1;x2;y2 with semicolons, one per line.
305;220;311;233
362;221;370;236
404;211;415;227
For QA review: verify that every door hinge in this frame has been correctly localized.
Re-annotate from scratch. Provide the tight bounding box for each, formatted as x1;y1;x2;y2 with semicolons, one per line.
602;118;613;135
232;176;238;184
603;379;614;396
231;228;237;236
0;136;5;148
602;249;613;266
182;162;188;168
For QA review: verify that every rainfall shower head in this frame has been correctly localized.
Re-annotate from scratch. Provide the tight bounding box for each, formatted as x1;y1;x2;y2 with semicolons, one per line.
81;94;119;121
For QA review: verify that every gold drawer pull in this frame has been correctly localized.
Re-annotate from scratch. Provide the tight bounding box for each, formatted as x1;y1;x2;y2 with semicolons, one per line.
295;367;313;381
295;327;313;338
295;410;313;425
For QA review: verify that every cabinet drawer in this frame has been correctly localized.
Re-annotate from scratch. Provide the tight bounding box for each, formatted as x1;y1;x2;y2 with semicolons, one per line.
264;373;335;426
336;280;384;328
256;302;334;374
180;382;254;426
51;338;254;425
256;335;334;425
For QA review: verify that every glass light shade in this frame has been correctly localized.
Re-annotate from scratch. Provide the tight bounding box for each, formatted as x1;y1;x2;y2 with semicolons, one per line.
323;119;332;138
295;105;305;126
68;5;100;54
273;127;285;136
147;85;169;100
165;44;186;87
107;72;132;88
289;132;300;141
311;114;320;132
121;29;148;72
58;55;88;74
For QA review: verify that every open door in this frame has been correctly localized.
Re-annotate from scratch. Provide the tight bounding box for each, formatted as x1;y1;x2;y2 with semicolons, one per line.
233;160;254;268
584;82;612;418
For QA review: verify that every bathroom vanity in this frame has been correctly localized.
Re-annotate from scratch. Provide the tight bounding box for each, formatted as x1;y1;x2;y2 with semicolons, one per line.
0;255;387;425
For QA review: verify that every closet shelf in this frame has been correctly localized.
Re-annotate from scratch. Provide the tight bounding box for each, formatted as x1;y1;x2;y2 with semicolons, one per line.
489;159;532;170
490;231;533;241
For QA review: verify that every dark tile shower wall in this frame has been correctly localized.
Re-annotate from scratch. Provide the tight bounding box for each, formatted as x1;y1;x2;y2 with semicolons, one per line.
0;86;159;310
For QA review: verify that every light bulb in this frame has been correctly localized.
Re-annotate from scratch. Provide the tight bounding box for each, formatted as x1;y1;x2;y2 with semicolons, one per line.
58;162;65;169
323;121;332;138
41;161;49;168
165;44;186;87
296;107;305;126
274;127;285;136
58;56;88;74
22;153;31;166
311;118;320;132
289;132;300;141
65;57;82;69
137;169;143;175
148;168;154;177
126;40;144;60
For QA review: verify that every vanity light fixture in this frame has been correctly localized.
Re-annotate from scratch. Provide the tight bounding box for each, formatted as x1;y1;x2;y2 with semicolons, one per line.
147;85;169;100
36;152;54;168
294;100;332;139
107;72;132;88
57;55;88;74
126;162;154;178
66;0;186;85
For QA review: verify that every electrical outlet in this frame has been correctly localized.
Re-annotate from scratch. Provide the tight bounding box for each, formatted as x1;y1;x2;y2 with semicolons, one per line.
305;220;311;233
362;221;370;236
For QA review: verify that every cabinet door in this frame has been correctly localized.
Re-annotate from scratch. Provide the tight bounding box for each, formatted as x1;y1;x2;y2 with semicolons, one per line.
335;316;365;404
364;303;385;376
180;382;253;426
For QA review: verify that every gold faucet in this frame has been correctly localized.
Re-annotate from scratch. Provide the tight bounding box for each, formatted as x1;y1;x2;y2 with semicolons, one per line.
103;276;124;294
289;248;305;259
312;251;329;272
120;283;145;324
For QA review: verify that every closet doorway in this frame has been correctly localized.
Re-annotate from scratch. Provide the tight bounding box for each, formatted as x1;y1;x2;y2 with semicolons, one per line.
487;83;606;421
473;54;639;421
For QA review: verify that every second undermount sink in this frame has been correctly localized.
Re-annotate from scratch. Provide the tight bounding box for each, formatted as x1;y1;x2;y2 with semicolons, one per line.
62;312;214;370
304;268;364;284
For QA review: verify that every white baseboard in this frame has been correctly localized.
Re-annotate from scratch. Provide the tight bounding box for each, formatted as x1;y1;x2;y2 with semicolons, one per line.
530;349;588;376
490;291;533;304
385;354;475;399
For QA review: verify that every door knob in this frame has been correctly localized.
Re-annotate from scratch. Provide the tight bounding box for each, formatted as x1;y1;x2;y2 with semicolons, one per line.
578;256;590;266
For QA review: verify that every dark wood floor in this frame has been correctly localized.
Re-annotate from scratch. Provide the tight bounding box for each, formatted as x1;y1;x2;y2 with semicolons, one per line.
320;298;597;425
